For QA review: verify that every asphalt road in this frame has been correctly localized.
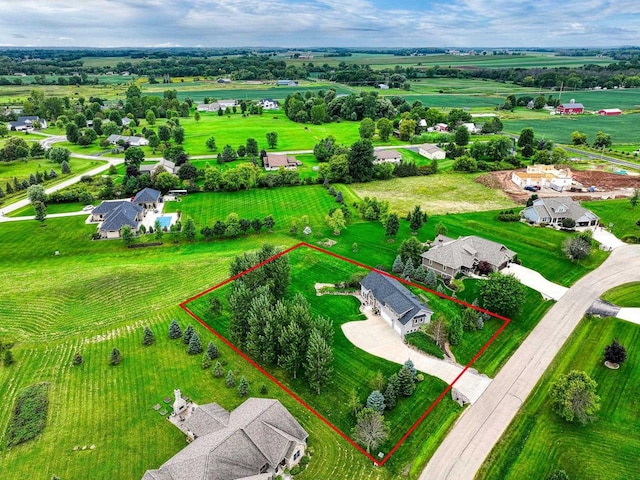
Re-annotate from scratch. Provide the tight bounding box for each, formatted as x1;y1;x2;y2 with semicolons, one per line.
420;244;640;480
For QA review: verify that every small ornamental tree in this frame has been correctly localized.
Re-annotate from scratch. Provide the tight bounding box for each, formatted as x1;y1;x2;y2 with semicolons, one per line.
550;370;601;424
142;326;155;346
353;408;390;454
188;331;203;355
366;390;386;413
226;370;236;387
121;225;134;247
563;236;591;261
206;341;220;360
169;319;182;339
604;339;627;365
238;376;250;397
72;353;83;366
201;353;212;369
183;325;194;344
212;361;224;378
109;348;122;366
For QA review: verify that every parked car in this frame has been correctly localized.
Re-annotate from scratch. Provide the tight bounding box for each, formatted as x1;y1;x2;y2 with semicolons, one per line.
524;185;537;192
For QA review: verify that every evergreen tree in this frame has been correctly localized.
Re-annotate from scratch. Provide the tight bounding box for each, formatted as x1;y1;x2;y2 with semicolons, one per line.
404;360;417;380
397;366;415;396
392;255;404;274
278;320;305;379
109;348;122;366
366;390;386;413
183;324;194;344
402;258;415;278
4;349;15;366
226;370;236;387
237;376;250;397
206;341;220;360
424;269;437;288
384;374;400;410
72;352;83;366
61;160;71;174
201;353;212;369
385;213;400;238
212;361;224;377
169;319;182;339
260;384;268;394
142;326;155;346
408;205;426;233
413;265;427;282
305;329;333;394
188;331;203;355
448;315;464;346
604;339;627;364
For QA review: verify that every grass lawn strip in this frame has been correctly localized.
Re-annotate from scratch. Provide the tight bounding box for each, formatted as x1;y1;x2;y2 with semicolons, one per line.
600;281;640;307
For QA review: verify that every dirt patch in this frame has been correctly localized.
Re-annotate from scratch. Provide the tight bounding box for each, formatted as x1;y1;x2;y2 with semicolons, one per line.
572;170;640;190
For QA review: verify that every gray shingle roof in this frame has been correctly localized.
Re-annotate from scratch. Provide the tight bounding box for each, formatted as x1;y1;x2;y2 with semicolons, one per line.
374;149;402;160
421;235;516;271
528;197;598;223
360;271;432;325
100;202;143;231
133;187;161;204
92;199;130;216
144;398;308;480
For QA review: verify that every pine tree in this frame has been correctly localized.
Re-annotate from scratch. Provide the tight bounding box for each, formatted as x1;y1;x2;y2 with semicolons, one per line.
72;352;83;366
260;384;268;394
392;255;404;273
3;349;15;366
237;376;250;397
201;353;212;369
169;320;182;339
109;348;122;366
384;374;399;410
403;258;415;278
397;366;415;396
188;331;203;355
403;360;417;380
305;329;333;395
142;326;155;346
61;160;71;174
413;265;426;282
206;341;220;360
366;390;386;413
212;361;224;378
448;315;463;346
335;190;344;203
183;324;194;344
226;370;236;387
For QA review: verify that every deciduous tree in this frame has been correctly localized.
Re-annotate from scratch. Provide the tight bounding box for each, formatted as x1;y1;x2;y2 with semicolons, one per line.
479;272;526;317
550;370;601;424
353;408;390;454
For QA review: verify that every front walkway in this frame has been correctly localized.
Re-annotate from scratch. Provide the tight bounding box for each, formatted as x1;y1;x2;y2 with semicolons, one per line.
342;307;492;405
588;226;627;250
617;308;640;325
502;263;568;301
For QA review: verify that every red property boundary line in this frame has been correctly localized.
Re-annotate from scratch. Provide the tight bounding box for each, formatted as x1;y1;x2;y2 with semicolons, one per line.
180;242;511;467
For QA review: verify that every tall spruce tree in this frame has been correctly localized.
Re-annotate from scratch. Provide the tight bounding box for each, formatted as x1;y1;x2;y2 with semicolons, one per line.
188;331;203;355
168;319;182;339
142;326;155;346
183;325;194;344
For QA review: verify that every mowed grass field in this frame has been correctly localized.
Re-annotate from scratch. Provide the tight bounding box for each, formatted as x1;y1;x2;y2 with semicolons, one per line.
601;282;640;307
185;246;463;476
350;173;517;216
0;216;398;480
503;112;640;144
582;198;640;241
478;315;640;480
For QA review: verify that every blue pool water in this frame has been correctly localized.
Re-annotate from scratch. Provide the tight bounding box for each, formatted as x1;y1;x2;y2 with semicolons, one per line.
156;216;172;229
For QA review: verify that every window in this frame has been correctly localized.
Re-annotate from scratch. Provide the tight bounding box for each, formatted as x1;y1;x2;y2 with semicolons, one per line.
293;450;301;461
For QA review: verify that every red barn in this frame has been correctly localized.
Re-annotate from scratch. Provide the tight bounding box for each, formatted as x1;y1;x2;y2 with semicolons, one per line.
557;102;584;114
598;108;622;116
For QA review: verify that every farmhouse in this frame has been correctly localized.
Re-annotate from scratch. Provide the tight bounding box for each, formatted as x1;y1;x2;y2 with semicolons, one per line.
259;99;279;110
8;116;47;131
461;122;480;134
360;271;432;337
434;123;449;132
262;153;300;171
511;165;573;191
139;159;178;176
556;102;584;114
196;100;237;112
421;235;516;279
277;80;298;86
91;200;144;239
418;143;446;160
523;197;599;227
598;108;622;116
373;149;402;165
106;134;149;147
378;83;390;90
142;398;308;480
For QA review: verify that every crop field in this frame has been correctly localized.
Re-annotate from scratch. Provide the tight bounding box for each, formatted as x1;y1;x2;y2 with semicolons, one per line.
184;245;464;474
503;113;640;145
478;315;640;480
349;173;517;216
399;94;504;109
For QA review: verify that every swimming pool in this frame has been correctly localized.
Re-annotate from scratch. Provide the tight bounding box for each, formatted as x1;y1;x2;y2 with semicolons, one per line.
156;216;172;229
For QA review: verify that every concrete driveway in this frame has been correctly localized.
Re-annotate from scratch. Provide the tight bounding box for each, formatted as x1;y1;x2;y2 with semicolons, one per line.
342;307;491;405
420;244;640;480
502;263;568;301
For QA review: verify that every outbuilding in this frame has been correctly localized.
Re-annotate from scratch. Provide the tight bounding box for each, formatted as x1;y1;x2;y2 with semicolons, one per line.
597;108;622;116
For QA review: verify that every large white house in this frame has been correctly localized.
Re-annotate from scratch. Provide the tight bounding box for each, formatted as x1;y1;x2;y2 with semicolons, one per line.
511;165;573;191
523;197;599;227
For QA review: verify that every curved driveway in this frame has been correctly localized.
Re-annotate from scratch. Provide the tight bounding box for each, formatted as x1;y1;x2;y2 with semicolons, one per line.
420;244;640;480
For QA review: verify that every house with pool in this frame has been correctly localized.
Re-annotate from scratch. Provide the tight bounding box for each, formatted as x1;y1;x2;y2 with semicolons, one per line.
90;188;178;239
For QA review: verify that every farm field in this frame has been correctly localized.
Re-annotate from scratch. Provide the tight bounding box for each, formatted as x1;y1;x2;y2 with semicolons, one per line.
582;198;640;241
502;112;640;144
477;315;640;480
185;246;465;475
349;173;517;216
601;282;640;307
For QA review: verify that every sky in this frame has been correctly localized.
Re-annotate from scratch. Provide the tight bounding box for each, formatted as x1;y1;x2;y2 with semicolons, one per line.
0;0;638;49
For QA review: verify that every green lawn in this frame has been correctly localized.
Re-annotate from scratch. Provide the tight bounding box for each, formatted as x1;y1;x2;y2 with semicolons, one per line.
7;201;90;217
601;282;640;307
582;198;640;242
478;315;640;480
185;246;463;476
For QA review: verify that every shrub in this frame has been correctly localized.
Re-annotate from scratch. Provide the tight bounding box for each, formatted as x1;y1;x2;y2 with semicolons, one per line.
72;353;83;366
604;339;627;364
7;383;49;447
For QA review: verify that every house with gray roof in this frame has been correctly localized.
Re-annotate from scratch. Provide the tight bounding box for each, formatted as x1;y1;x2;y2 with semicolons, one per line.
421;235;516;279
107;134;149;147
139;159;178;176
8;116;47;131
360;271;432;337
373;149;402;165
133;187;162;210
418;143;446;160
142;398;308;480
91;200;144;239
523;197;598;227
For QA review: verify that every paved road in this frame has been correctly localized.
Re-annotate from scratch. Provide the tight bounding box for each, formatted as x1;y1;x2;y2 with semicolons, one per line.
420;244;640;480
